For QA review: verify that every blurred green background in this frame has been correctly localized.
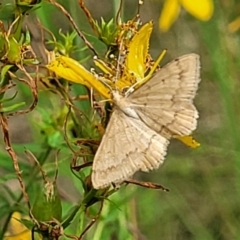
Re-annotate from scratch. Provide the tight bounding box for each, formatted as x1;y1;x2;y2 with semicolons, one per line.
1;0;240;239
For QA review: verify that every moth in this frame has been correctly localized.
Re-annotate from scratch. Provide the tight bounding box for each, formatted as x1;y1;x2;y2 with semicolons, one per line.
91;54;200;189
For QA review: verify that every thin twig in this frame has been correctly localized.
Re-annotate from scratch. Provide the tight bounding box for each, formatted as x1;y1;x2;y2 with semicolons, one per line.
25;149;47;183
124;179;169;191
48;0;98;56
0;113;36;222
78;201;104;239
63;105;76;154
7;64;38;117
116;0;124;25
78;0;100;37
0;82;16;94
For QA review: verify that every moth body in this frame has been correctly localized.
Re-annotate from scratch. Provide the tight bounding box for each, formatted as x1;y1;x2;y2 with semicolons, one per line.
112;90;139;120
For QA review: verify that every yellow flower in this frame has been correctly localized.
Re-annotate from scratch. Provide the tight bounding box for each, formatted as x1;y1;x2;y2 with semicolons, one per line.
159;0;214;32
4;212;31;240
47;22;155;100
47;21;200;148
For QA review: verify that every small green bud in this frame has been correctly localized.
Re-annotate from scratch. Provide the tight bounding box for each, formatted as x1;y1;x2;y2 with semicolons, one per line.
32;181;62;223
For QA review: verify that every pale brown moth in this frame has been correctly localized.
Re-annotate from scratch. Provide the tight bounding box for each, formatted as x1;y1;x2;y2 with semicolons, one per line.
92;54;200;189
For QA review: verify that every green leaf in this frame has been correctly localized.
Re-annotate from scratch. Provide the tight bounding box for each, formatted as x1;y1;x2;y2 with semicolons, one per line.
0;3;15;21
20;218;35;230
0;91;18;104
0;173;19;184
0;152;13;171
2;185;18;202
0;102;26;113
0;65;13;85
47;131;63;148
32;182;62;222
7;36;22;63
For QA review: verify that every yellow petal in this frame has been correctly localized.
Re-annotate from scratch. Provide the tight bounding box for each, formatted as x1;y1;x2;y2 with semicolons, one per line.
180;0;214;21
159;0;180;32
4;212;31;240
228;16;240;33
4;230;31;240
47;56;91;88
175;136;200;148
125;22;153;80
93;57;115;76
93;58;135;90
47;56;111;99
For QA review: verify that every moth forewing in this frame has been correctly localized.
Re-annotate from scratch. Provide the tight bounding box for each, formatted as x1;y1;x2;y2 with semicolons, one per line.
128;53;200;136
91;108;169;189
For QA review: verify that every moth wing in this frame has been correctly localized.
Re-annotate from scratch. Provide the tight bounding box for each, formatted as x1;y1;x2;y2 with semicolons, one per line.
92;110;169;189
129;53;200;137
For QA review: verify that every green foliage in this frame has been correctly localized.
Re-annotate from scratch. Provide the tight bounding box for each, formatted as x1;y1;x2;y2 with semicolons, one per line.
95;18;119;46
32;182;62;222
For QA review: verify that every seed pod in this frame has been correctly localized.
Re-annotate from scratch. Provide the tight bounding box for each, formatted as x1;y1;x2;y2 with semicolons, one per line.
32;181;62;223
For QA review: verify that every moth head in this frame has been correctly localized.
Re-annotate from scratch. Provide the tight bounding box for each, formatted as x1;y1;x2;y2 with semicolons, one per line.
111;90;123;103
